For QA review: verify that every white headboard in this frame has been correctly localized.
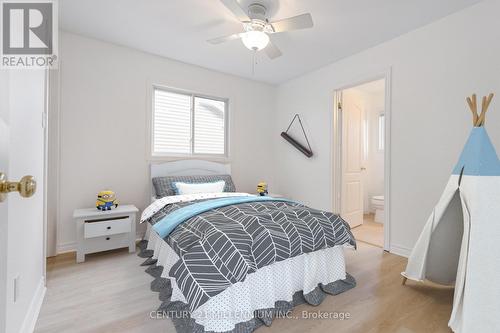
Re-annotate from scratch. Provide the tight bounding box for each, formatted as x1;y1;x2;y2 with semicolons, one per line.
149;160;231;201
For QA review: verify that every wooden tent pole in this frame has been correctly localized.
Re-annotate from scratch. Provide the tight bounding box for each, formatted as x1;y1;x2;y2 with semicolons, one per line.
476;93;494;126
467;95;478;126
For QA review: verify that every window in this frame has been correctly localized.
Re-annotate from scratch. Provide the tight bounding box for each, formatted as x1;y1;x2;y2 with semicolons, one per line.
378;113;385;151
152;87;227;157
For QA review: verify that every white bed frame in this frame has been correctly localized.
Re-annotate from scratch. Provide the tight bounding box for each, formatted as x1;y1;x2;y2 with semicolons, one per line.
149;160;231;202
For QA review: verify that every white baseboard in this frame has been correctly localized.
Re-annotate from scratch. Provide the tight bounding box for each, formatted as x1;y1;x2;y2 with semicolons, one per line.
20;277;46;333
56;241;76;254
390;244;412;258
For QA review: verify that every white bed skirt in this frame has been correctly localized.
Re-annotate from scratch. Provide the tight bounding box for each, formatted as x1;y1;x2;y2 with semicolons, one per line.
145;224;348;332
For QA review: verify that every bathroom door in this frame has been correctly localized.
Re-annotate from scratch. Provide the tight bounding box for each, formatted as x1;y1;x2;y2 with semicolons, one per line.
340;90;364;228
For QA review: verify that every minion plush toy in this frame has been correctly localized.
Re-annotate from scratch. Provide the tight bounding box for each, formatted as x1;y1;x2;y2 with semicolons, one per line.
257;182;268;196
96;190;119;211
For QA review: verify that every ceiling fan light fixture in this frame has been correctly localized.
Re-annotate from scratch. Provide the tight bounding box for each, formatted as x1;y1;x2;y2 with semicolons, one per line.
210;0;314;59
241;31;269;51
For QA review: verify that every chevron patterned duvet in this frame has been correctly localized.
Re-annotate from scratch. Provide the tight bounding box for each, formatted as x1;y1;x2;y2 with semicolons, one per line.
145;198;356;312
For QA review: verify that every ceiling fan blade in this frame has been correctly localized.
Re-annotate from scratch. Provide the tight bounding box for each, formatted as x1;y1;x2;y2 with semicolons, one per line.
220;0;250;22
207;33;242;45
271;13;313;33
265;41;282;59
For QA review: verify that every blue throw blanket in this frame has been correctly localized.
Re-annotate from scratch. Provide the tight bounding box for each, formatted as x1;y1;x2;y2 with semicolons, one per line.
153;196;294;238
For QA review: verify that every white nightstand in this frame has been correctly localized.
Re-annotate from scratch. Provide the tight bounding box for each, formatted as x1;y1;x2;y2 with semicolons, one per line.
74;204;138;263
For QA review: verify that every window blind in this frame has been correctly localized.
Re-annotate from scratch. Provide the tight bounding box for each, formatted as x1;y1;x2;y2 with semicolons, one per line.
152;88;227;156
153;89;192;154
194;97;225;155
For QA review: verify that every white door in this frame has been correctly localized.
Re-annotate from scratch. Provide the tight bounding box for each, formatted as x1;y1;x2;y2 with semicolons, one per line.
0;69;9;333
341;90;364;228
0;69;46;333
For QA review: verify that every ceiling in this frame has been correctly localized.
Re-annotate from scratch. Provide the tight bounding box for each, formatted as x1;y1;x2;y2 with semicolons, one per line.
59;0;482;84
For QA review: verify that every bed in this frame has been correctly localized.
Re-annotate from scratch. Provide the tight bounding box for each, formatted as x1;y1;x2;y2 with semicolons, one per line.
139;160;356;333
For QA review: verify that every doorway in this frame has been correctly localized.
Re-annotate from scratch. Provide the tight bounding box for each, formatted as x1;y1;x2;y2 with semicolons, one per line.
333;76;390;250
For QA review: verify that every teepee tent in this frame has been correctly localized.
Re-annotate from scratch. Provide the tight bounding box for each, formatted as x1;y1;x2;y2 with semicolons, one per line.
402;93;500;332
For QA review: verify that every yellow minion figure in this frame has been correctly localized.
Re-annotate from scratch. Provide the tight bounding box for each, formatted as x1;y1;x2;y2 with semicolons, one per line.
96;190;118;211
257;182;268;196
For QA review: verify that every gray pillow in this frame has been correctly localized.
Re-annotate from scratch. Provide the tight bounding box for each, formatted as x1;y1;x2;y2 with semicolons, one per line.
152;174;236;198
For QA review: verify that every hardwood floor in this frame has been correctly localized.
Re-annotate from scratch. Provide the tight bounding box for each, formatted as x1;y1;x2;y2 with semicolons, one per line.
351;214;384;248
35;243;453;333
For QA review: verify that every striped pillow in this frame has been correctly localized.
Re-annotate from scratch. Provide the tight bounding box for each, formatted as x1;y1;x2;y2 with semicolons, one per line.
152;174;236;198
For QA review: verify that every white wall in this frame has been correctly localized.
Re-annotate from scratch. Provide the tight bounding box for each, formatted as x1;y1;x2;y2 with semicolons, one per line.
56;32;277;252
46;70;60;257
274;0;500;255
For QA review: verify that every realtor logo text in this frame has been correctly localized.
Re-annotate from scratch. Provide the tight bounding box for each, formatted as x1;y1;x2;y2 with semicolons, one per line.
1;0;58;68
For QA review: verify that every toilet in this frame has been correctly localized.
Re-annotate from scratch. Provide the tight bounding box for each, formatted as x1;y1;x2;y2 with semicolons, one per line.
371;195;384;223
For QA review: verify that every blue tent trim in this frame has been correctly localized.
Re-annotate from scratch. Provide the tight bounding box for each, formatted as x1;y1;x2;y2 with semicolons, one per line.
452;127;500;176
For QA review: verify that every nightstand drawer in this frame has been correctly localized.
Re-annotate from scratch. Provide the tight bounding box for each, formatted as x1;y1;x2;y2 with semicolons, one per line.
84;216;131;239
82;233;130;253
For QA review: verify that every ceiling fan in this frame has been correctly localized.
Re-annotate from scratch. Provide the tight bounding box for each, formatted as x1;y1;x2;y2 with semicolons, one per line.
207;0;314;59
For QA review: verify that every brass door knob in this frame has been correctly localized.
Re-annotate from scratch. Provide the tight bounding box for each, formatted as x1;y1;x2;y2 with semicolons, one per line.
0;173;37;202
